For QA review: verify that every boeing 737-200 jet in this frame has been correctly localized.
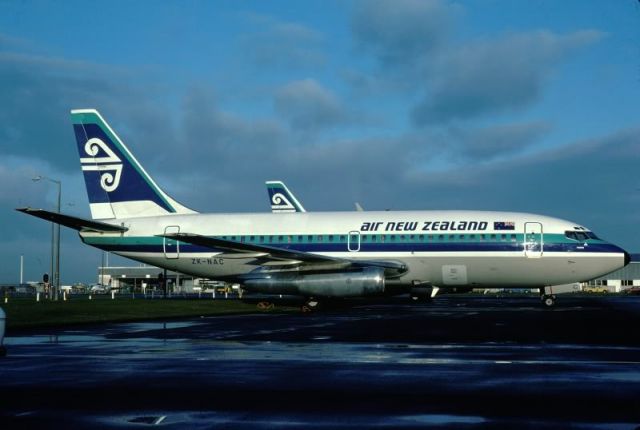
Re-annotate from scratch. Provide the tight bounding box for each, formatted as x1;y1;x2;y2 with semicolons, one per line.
18;109;630;308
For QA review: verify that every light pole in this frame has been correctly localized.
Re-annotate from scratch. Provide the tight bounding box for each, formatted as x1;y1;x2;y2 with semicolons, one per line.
33;175;62;301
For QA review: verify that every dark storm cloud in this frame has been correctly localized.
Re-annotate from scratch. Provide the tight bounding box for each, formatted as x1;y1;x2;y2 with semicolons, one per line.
240;14;326;69
447;121;553;161
274;79;349;131
0;159;49;221
402;128;640;245
352;0;459;68
412;30;604;124
179;86;285;164
0;50;161;172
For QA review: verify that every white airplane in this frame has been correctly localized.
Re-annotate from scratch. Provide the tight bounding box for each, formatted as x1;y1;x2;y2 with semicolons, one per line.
18;109;630;308
266;180;364;213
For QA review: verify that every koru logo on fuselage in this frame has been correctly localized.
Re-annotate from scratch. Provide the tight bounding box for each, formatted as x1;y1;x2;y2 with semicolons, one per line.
79;138;123;192
271;192;295;212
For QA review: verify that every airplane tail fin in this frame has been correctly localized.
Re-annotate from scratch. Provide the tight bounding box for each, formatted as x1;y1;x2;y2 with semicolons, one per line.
71;109;196;219
266;181;306;213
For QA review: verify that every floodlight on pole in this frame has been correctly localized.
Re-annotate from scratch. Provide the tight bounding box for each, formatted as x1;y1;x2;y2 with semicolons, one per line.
32;175;62;301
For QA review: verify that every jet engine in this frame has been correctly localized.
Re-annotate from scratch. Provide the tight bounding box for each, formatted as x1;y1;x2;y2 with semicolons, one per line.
244;267;385;297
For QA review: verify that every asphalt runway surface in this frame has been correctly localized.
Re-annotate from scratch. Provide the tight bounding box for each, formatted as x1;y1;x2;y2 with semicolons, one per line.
1;295;640;429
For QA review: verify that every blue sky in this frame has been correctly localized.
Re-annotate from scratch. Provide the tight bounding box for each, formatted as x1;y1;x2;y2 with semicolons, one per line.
1;0;639;284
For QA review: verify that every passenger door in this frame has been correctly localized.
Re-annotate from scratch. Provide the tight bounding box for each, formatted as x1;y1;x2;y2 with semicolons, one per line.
524;222;543;258
163;225;180;259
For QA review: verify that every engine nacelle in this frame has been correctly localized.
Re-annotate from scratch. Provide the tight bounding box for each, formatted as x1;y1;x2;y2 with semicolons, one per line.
244;267;385;298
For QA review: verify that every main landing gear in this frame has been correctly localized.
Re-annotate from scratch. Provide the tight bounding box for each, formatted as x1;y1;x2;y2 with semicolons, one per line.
301;298;321;312
539;287;556;308
410;285;438;303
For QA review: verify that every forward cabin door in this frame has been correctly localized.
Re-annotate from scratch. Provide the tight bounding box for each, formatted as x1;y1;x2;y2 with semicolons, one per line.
524;222;543;258
163;225;180;259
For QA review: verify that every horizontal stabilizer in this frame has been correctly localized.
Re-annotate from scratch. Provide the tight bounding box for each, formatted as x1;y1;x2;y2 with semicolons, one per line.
16;208;128;233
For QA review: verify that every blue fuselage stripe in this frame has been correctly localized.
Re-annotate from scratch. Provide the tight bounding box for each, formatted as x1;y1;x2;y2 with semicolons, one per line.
88;241;624;255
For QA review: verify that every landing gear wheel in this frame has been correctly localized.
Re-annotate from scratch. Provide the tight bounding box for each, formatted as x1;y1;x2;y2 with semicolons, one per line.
410;295;432;303
302;298;321;312
541;294;556;308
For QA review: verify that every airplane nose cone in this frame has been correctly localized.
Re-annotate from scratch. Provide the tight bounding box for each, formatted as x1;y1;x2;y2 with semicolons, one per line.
624;251;631;267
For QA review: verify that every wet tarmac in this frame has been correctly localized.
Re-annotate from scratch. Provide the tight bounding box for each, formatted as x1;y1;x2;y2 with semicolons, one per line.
1;295;640;429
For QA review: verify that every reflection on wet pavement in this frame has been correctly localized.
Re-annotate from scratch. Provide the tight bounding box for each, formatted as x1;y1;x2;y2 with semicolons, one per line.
1;296;640;428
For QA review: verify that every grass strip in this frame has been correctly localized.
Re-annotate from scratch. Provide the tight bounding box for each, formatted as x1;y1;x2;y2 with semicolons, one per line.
1;297;292;331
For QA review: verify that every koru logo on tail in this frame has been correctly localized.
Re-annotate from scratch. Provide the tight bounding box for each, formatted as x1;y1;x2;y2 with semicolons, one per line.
79;138;123;192
271;192;295;212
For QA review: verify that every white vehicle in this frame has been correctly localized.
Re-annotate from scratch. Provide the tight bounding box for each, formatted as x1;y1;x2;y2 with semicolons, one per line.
18;109;630;308
89;284;108;294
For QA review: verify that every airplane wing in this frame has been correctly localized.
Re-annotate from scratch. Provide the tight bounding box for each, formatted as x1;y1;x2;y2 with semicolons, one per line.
159;233;406;275
160;233;342;264
16;208;128;233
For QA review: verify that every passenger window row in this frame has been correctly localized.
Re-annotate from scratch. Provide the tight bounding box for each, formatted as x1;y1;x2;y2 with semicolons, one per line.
217;234;520;244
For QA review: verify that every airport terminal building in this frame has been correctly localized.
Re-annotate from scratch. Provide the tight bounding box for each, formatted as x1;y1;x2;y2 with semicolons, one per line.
98;266;224;294
585;254;640;292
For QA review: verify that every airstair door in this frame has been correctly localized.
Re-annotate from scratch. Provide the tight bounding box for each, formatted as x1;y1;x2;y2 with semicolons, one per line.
524;222;543;258
163;225;180;259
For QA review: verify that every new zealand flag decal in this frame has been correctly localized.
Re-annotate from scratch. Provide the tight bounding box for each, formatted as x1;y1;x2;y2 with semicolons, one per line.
494;221;515;230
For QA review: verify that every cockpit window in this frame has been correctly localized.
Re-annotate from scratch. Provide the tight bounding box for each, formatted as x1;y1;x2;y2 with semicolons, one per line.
565;231;600;241
585;232;600;240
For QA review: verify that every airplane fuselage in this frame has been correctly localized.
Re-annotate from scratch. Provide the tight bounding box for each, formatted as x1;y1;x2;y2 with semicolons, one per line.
79;209;628;291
